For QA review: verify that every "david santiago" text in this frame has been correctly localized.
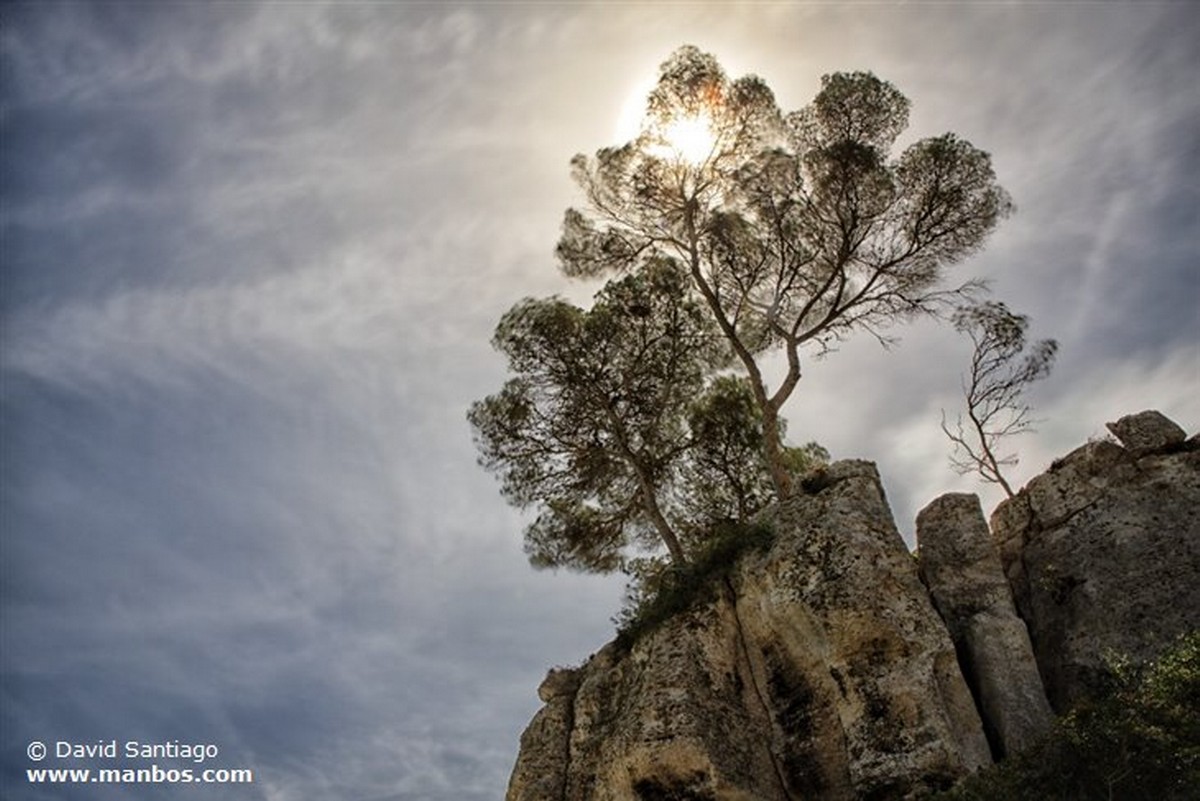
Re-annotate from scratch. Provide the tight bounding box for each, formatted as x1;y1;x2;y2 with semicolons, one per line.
55;740;219;764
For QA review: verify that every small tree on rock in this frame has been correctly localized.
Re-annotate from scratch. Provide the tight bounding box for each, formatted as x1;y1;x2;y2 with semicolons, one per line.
941;301;1058;497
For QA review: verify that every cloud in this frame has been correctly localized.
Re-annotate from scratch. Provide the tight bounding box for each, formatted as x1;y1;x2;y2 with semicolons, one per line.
3;4;1198;800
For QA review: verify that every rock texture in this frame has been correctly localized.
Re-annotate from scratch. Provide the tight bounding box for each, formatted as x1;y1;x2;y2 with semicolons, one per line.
507;411;1199;799
1105;409;1187;457
916;493;1053;759
507;461;990;801
508;669;583;801
991;411;1200;710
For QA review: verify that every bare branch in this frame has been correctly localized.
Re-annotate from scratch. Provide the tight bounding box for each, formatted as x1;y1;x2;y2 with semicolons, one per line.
942;301;1058;497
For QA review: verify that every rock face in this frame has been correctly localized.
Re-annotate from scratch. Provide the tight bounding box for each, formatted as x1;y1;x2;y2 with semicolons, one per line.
507;461;990;801
991;412;1200;710
506;411;1199;798
509;669;583;801
916;493;1053;759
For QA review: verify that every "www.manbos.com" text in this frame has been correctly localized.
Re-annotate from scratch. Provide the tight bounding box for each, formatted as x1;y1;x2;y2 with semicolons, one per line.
27;764;254;786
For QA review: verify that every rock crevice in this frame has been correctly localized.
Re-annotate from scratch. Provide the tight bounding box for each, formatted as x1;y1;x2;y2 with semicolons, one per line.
720;576;797;801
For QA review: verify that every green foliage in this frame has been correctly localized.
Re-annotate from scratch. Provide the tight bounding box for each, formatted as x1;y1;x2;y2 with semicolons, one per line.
468;259;723;569
781;441;830;476
681;375;830;522
469;258;803;572
929;632;1200;801
613;520;776;650
677;376;777;527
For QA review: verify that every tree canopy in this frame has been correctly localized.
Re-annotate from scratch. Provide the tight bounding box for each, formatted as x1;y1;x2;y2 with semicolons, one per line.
468;260;784;570
559;46;1013;498
470;45;1012;580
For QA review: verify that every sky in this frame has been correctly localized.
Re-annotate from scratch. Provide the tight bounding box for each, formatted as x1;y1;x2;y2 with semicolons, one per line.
1;3;1197;799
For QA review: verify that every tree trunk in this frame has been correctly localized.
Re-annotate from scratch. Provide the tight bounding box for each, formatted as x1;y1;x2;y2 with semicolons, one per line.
603;404;689;565
640;482;688;566
759;403;794;500
970;408;1015;498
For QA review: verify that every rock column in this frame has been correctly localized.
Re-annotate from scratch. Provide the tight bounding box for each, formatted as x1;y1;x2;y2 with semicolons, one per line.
917;493;1053;758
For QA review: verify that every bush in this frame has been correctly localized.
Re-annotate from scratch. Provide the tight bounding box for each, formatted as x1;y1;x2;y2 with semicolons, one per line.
930;631;1200;800
613;521;775;650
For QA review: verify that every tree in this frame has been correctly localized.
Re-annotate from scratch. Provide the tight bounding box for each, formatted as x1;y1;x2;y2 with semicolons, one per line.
679;375;827;532
558;46;1012;499
941;301;1058;497
468;259;775;571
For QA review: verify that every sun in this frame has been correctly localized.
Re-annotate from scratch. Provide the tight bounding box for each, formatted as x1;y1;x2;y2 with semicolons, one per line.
614;74;718;166
615;80;716;165
659;112;716;165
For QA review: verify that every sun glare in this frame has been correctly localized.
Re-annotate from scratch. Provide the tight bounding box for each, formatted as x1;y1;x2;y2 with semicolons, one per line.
660;113;716;165
614;77;717;165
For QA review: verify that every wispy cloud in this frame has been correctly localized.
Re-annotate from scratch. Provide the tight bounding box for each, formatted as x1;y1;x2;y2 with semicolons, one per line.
3;4;1198;800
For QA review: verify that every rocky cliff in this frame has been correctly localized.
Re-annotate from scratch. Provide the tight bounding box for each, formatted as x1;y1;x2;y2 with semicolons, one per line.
990;410;1199;710
508;461;989;801
506;412;1198;800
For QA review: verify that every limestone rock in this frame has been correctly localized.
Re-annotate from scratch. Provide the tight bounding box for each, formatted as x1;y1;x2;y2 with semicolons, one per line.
916;493;1053;758
539;667;582;702
508;667;581;801
506;460;990;801
992;411;1200;710
506;410;1200;798
1106;409;1187;456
